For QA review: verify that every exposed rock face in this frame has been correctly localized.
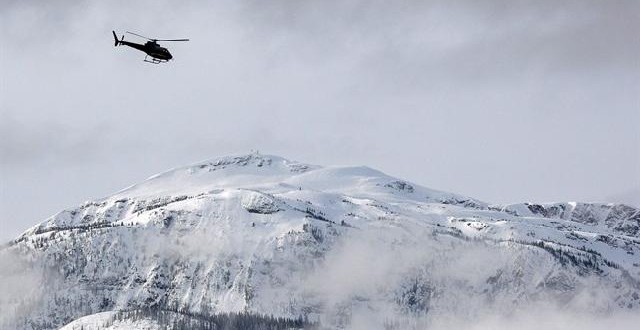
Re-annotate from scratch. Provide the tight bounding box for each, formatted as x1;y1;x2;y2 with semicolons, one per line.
494;202;640;237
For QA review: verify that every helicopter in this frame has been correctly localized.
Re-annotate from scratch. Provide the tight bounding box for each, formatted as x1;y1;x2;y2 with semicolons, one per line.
112;31;189;64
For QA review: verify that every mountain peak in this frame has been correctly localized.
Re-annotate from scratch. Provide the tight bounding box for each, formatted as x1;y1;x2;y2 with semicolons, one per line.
115;153;320;198
192;152;318;173
165;152;319;176
110;153;481;209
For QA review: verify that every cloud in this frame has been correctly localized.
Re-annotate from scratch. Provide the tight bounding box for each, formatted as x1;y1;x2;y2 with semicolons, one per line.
607;187;640;208
296;224;639;329
0;114;115;167
0;0;638;242
424;308;640;330
0;249;46;328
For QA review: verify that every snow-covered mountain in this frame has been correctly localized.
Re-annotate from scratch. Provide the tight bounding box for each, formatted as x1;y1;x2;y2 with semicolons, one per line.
2;153;639;329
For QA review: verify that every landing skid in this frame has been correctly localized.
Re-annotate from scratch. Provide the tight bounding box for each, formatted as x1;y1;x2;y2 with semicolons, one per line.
143;55;168;64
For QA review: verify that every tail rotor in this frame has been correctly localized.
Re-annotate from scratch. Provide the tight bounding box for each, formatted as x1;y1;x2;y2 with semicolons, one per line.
112;31;123;46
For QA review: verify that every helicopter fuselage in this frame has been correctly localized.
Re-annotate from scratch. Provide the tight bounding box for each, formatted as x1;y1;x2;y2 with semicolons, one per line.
118;40;172;61
113;31;188;63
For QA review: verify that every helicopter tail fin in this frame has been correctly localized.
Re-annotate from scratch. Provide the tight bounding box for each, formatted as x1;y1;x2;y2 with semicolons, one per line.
112;31;120;46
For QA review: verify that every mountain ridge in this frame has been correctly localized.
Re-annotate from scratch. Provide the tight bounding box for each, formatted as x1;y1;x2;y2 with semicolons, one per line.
2;153;639;329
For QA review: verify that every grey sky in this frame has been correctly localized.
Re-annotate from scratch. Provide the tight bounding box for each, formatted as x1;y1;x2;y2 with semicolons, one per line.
1;0;639;242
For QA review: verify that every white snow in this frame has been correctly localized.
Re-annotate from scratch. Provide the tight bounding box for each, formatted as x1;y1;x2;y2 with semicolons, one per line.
4;153;640;330
60;312;161;330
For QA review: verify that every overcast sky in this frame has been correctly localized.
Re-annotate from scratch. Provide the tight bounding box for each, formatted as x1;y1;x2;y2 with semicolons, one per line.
1;0;639;242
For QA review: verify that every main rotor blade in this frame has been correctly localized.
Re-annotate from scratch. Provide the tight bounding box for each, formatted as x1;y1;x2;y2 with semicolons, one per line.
126;31;152;40
154;38;190;42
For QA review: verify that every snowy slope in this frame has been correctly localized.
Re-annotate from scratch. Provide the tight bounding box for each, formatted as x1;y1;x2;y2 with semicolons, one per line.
2;153;640;329
59;312;159;330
